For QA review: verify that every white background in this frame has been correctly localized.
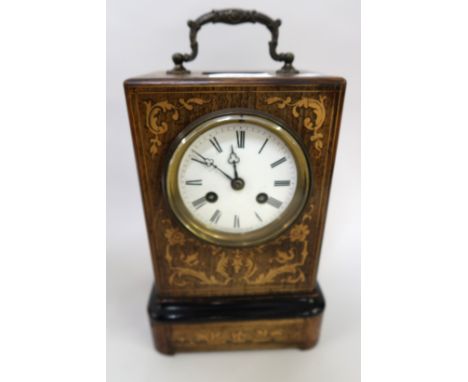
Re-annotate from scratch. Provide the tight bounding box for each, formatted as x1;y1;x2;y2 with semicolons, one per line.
1;1;467;382
107;0;360;381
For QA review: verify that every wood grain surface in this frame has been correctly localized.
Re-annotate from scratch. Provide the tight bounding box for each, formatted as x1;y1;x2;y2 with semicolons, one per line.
125;75;345;298
125;73;345;352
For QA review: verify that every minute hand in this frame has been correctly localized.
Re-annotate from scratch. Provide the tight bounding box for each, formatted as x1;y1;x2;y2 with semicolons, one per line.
192;150;233;181
211;162;234;181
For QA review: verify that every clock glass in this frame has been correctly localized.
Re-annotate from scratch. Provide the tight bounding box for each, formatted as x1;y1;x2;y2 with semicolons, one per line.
165;111;310;246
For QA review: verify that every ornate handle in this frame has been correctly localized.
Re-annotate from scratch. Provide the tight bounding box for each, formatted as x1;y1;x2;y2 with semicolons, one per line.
168;9;299;75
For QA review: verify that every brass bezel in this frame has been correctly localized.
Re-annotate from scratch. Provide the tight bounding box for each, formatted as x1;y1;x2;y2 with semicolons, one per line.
165;110;311;247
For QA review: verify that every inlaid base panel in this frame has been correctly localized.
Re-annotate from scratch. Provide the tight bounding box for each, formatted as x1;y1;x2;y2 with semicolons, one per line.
150;314;323;354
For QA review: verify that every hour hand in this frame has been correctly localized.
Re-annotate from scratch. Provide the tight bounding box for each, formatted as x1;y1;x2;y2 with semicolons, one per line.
228;145;240;179
228;145;240;164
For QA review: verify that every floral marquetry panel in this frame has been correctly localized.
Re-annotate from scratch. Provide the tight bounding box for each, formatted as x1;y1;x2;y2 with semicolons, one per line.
125;75;346;298
150;315;323;353
161;204;314;292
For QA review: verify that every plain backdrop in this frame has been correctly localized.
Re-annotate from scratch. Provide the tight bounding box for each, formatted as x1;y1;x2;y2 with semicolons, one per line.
2;1;468;382
107;0;360;381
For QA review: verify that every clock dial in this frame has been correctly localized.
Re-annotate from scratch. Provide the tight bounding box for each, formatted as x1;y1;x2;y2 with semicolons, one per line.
178;123;297;234
165;112;310;246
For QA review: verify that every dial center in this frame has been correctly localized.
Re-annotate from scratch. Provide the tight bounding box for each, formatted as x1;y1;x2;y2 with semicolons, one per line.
231;178;245;191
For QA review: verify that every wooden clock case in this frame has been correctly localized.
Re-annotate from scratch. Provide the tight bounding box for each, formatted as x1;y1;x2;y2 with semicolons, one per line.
124;9;346;354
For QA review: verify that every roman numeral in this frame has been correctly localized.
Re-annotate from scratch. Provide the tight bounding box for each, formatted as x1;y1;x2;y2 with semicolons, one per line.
192;196;207;209
258;138;269;154
255;212;263;222
274;180;291;187
270;157;287;168
209;137;222;153
266;196;282;209
185;179;203;186
236;131;245;148
210;209;222;224
233;214;240;228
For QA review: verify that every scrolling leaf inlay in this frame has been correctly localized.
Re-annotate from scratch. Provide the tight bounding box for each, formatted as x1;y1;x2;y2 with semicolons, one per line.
144;98;210;156
266;96;327;156
161;205;314;288
173;323;302;347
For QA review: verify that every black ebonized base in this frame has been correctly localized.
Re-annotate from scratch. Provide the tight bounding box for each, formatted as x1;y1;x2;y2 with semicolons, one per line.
148;284;325;324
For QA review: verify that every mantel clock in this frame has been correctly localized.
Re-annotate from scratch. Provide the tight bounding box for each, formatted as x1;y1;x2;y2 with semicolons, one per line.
124;9;346;354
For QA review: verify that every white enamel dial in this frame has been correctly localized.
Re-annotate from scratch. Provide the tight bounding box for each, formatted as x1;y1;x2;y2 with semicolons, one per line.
177;121;298;234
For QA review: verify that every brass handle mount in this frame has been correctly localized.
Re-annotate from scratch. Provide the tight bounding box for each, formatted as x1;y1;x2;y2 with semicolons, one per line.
167;9;299;75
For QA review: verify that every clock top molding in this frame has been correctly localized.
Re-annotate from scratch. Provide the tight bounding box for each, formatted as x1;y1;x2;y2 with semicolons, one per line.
125;71;345;87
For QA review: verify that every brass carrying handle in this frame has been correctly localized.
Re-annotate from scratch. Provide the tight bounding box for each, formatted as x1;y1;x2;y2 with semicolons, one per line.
167;9;299;75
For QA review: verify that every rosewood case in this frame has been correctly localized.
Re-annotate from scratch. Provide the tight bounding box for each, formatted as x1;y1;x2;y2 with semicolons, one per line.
124;71;345;354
